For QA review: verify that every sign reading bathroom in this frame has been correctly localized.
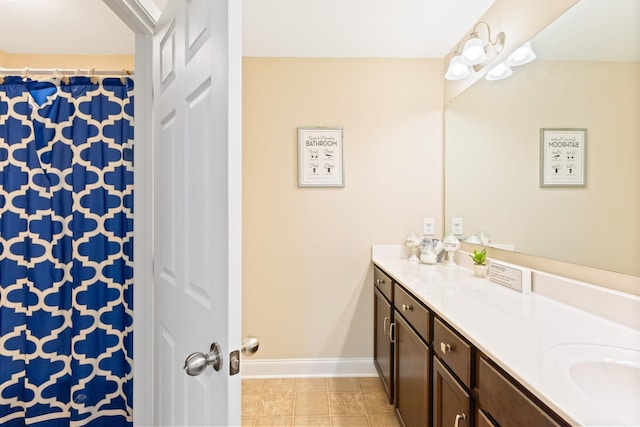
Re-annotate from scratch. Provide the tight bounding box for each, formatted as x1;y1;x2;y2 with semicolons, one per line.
298;127;344;187
540;128;586;187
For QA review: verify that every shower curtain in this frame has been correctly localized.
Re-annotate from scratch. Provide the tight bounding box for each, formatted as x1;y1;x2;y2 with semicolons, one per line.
0;75;134;426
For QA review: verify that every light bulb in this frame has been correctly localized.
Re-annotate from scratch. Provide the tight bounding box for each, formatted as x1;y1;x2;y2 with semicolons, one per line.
459;37;487;66
485;63;513;81
445;55;470;80
506;42;536;66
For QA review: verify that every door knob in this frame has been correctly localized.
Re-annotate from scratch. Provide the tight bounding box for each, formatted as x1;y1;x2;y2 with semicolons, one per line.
229;336;260;376
242;336;259;356
184;342;222;376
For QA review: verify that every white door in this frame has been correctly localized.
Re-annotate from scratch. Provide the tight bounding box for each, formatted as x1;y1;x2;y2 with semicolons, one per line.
152;0;242;425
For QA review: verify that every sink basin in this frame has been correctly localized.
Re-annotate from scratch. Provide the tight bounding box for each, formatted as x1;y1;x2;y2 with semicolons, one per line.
542;344;640;426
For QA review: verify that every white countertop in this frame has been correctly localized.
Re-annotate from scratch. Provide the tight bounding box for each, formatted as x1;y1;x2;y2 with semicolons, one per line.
372;246;640;427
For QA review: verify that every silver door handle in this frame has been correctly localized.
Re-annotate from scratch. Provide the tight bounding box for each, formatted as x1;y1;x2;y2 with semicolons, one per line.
454;413;466;427
389;322;396;343
230;336;260;376
242;336;260;356
383;316;390;335
184;342;222;376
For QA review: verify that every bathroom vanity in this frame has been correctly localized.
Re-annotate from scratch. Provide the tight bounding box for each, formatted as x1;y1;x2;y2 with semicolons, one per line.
372;245;640;427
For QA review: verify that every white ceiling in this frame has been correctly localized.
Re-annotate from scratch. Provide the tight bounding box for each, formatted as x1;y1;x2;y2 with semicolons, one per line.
0;0;494;58
0;0;637;61
241;0;495;58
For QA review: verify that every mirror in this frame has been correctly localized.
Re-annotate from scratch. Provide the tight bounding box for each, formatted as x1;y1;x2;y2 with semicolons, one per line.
445;0;639;277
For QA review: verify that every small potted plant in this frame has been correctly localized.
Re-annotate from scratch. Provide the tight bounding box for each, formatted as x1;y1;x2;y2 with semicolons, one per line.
469;248;488;277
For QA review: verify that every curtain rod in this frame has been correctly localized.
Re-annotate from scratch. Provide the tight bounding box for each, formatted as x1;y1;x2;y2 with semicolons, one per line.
0;67;134;77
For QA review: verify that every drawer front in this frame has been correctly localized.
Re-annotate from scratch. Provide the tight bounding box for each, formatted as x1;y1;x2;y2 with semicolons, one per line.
394;284;430;342
478;357;564;427
374;265;393;302
433;317;472;388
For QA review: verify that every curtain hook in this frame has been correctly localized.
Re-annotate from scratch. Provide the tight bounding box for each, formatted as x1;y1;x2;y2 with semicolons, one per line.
120;69;127;85
89;68;98;85
23;67;30;79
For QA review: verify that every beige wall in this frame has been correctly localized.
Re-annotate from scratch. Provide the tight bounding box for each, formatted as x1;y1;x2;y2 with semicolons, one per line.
0;50;133;71
243;58;444;359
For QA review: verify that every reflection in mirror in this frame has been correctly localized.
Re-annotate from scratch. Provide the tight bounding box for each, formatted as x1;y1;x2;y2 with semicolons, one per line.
445;0;639;276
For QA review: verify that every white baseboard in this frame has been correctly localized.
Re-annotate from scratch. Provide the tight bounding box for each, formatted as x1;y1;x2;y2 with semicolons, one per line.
240;358;378;379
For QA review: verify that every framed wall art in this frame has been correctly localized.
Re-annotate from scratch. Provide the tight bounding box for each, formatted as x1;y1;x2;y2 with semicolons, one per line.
540;128;587;188
297;127;345;187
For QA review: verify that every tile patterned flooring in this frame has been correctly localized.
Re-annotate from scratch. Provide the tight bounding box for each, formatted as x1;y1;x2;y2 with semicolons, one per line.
242;377;400;426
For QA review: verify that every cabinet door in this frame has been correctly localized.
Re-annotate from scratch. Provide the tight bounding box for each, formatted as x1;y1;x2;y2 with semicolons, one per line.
433;357;470;427
395;314;430;427
477;409;497;427
374;288;393;403
478;357;566;427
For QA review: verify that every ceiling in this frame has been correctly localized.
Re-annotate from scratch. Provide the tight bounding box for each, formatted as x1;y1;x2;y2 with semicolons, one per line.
0;0;636;61
0;0;494;58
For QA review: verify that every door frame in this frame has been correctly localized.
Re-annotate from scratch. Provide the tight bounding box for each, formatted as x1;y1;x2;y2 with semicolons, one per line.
103;1;160;425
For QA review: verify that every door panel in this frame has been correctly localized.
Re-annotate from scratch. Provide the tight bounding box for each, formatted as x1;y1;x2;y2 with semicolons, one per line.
395;314;430;427
159;328;176;426
153;0;242;425
374;288;393;402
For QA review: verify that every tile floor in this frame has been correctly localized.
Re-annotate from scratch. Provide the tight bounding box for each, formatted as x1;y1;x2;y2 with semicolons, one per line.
242;377;400;426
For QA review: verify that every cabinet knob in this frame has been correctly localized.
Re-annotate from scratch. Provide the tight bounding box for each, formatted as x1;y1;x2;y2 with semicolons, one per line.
454;413;467;427
402;304;413;312
440;342;452;354
376;279;385;285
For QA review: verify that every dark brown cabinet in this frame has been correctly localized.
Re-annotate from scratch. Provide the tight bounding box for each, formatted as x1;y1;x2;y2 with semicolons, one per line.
477;409;497;427
433;357;470;427
477;357;568;427
372;263;569;427
433;318;472;388
374;287;394;402
374;266;394;403
394;314;430;427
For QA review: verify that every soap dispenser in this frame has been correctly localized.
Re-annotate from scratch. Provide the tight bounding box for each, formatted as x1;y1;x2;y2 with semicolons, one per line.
420;237;438;265
420;240;438;264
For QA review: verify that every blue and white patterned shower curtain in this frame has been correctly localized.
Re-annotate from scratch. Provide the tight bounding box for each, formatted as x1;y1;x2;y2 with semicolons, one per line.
0;76;134;426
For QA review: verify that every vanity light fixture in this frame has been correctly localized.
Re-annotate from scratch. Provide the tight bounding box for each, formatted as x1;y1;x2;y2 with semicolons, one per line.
485;41;537;81
485;63;513;81
505;42;536;66
445;21;506;80
445;55;471;80
459;37;487;66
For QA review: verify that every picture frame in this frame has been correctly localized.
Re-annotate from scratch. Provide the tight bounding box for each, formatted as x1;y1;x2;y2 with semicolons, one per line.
540;128;586;188
297;127;345;187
